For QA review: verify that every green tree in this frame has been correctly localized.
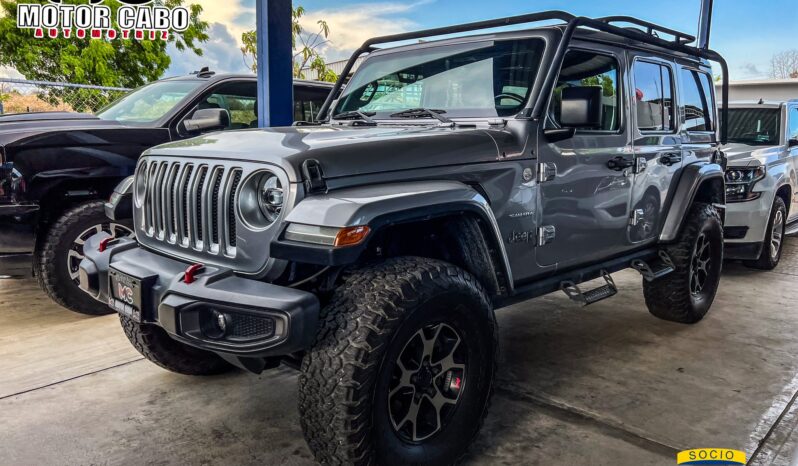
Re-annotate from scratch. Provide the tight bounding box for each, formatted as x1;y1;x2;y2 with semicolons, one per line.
241;5;338;83
0;0;209;111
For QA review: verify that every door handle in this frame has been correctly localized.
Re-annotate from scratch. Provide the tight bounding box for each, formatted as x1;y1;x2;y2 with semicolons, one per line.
607;156;634;171
660;153;682;166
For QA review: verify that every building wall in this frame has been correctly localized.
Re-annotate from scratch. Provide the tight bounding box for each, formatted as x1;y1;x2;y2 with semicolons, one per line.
716;79;798;102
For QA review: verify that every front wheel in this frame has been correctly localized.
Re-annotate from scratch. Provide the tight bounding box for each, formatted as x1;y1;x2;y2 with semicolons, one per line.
35;201;134;315
643;203;723;324
298;257;497;466
744;196;786;270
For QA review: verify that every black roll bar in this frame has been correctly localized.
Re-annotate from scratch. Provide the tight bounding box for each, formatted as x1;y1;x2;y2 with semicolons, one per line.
317;10;729;144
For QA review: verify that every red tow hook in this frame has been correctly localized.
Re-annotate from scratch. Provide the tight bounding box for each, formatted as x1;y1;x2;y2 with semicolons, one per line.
183;263;205;284
98;237;114;252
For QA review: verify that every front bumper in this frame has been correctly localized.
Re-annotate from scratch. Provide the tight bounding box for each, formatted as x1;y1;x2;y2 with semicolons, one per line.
0;204;38;275
78;234;320;369
723;193;773;260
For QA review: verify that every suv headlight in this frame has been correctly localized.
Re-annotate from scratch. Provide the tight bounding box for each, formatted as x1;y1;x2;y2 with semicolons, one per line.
238;170;285;230
725;166;766;202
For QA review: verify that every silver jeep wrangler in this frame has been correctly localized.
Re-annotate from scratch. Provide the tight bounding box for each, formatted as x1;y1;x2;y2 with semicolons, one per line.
79;11;730;465
723;100;798;269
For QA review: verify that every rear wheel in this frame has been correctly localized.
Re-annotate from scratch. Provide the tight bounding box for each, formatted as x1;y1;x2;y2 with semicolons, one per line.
298;257;497;465
744;196;786;270
35;201;133;315
643;203;723;323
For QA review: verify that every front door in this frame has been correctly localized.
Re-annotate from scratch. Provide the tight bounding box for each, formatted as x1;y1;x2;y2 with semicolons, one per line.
536;47;634;268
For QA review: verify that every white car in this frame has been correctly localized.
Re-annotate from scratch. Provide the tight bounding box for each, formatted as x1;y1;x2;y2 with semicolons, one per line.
723;100;798;269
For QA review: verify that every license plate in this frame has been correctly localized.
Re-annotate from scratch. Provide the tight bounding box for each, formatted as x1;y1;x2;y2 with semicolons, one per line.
109;268;143;323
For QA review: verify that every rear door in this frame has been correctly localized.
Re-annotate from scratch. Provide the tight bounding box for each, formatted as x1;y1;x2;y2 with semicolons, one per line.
677;65;719;174
536;45;633;268
628;55;682;244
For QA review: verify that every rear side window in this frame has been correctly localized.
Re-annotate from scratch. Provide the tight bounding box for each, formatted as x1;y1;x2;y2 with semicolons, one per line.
789;107;798;140
680;68;714;131
551;50;621;131
633;61;674;132
294;86;330;122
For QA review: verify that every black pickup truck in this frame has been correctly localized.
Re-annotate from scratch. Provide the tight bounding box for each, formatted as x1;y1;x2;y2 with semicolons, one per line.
0;71;331;314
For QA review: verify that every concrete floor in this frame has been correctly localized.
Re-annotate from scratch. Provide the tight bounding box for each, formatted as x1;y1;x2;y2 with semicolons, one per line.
2;240;798;465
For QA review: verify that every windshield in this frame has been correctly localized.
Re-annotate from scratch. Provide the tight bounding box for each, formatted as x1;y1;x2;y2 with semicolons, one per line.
727;108;781;145
97;80;203;124
334;38;545;119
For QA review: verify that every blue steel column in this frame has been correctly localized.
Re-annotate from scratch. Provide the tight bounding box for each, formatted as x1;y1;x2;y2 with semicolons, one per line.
256;0;294;128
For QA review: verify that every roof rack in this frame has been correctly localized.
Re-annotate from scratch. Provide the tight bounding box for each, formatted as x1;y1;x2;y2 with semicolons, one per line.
317;10;729;144
596;16;696;44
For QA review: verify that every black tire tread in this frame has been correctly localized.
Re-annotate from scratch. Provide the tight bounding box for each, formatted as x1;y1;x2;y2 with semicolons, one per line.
298;256;497;466
120;315;233;376
744;196;786;270
643;202;722;324
35;201;113;315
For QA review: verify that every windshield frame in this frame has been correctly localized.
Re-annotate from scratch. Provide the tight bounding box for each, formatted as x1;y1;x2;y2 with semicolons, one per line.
331;32;553;123
96;79;206;127
725;106;784;146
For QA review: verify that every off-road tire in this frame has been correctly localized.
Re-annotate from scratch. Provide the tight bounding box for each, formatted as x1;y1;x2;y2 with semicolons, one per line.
35;201;132;315
643;203;723;324
298;257;498;466
744;196;786;270
120;315;234;375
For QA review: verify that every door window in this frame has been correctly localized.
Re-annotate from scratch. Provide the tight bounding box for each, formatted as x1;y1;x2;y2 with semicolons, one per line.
789;107;798;140
633;61;674;132
192;81;258;130
680;68;714;131
294;86;330;122
550;50;621;131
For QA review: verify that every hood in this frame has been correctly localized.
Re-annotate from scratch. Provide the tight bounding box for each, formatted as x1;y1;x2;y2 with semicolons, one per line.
0;113;133;148
147;124;505;182
723;143;785;168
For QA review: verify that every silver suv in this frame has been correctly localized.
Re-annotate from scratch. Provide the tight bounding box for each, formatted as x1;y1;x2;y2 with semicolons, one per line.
78;11;731;465
723;100;798;269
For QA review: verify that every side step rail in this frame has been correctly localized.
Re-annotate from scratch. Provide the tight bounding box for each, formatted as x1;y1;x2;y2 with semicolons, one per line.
630;250;675;282
561;270;617;306
785;220;798;237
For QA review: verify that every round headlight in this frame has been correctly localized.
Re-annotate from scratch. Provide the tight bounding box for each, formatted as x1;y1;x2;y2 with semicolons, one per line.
134;162;148;207
257;173;283;221
238;170;286;230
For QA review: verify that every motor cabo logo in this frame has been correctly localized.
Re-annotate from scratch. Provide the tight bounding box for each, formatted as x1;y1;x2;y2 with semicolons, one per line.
16;0;189;40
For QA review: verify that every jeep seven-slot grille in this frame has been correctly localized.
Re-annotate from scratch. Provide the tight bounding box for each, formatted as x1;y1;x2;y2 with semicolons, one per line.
139;161;241;256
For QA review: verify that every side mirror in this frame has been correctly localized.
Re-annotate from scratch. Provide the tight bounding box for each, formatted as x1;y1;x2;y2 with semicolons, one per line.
183;108;230;133
560;86;603;128
789;138;798;148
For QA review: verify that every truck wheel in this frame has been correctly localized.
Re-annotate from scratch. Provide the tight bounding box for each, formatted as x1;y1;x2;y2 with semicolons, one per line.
643;203;723;324
299;257;497;466
35;201;133;315
120;315;233;375
744;196;786;270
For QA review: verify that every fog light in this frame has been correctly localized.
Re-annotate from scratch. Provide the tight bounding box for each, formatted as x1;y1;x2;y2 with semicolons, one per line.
203;309;227;339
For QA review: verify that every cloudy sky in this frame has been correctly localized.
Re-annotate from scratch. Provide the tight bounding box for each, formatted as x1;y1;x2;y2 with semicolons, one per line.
2;0;797;81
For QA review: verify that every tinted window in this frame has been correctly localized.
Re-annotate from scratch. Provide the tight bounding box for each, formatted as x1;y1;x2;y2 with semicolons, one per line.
194;82;257;130
550;50;620;131
727;108;781;145
633;61;674;132
294;86;330;122
790;107;798;140
681;68;714;131
335;39;545;118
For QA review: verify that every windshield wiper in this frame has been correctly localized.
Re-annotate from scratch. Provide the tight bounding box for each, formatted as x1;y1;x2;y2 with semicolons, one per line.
331;110;377;124
390;108;452;124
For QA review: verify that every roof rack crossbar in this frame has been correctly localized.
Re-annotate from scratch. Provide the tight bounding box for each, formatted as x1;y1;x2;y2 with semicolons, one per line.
595;16;696;44
317;10;729;144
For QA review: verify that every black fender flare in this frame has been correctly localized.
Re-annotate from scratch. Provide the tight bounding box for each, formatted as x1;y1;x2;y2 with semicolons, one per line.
659;162;725;242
